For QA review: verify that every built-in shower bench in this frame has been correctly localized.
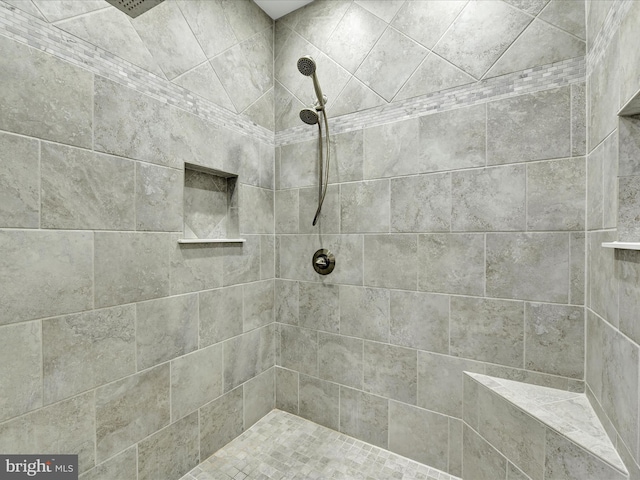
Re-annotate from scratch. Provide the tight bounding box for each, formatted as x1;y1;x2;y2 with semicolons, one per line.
462;372;629;480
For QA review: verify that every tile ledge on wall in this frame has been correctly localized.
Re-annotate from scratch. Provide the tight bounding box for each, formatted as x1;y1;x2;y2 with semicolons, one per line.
177;239;246;244
601;241;640;250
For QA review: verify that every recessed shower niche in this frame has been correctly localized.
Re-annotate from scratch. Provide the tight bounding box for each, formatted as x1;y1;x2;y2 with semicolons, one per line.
178;164;245;244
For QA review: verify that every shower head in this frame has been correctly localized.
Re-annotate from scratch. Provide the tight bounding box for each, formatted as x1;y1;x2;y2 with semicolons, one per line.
105;0;165;18
297;56;316;76
300;108;319;125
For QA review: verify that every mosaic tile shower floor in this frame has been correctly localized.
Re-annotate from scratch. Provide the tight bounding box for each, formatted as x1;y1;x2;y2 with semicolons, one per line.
180;410;461;480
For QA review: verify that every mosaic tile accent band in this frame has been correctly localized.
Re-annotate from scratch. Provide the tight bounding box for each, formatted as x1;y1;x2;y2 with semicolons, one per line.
180;409;461;480
586;0;633;76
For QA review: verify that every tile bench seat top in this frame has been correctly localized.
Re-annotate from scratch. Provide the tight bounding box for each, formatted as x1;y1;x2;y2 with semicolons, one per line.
465;372;627;476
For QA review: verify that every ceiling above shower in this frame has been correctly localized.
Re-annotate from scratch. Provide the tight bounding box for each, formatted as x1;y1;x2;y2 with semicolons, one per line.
253;0;314;19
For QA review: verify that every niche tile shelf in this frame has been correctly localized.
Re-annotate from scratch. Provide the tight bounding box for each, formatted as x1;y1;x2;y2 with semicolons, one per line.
179;163;245;244
619;88;640;116
601;241;640;250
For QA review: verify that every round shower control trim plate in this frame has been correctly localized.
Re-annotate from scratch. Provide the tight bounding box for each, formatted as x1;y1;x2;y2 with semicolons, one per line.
312;249;335;275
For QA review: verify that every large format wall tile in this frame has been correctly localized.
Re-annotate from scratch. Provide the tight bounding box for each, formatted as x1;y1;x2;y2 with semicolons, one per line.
199;286;243;346
80;447;137;480
0;35;92;148
244;280;274;332
390;290;449;353
340;180;390;233
299;374;339;430
223;325;274;392
279;324;317;377
364;118;419;179
463;425;508;480
363;342;417;404
176;0;236;59
32;0;105;23
0;132;39;228
0;230;93;324
223;235;262;286
390;173;451;233
299;282;338;333
339;386;388;449
135;162;182;232
364;235;417;290
244;368;275;428
199;387;243;459
340;286;390;343
392;0;466;50
275;367;298;415
43;306;136;405
170;237;224;295
318;332;363;389
588;36;619;150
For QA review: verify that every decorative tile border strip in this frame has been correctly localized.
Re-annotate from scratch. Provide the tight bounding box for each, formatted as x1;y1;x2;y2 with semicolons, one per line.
276;56;586;146
586;0;633;76
0;1;275;145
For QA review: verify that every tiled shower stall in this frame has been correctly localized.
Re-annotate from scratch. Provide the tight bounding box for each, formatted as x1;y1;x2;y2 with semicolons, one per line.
0;0;639;479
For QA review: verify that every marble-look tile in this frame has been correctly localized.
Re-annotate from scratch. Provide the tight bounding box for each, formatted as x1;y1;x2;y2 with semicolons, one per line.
417;233;485;296
224;325;274;392
434;1;532;79
450;296;524;367
486;19;584;78
275;367;299;415
354;0;404;23
341;180;390;233
131;0;206;80
572;83;587;157
32;0;105;22
240;186;274;235
570;233;585;306
223;235;262;286
0;321;42;422
43;306;135;405
525;303;584;379
418;352;485;418
330;77;387;118
508;463;532;480
329;130;364;185
176;0;236;58
275;280;298;326
586;144;604;231
588;35;619;150
339;386;388;449
463;374;480;430
363;342;417;404
298;375;339;430
0;391;95;474
221;0;271;43
199;387;243;459
239;30;274;100
0;230;93;324
94;77;175;168
603;130;618;232
199;285;243;347
79;447;137;480
298;185;340;234
170;344;223;421
587;231;618;325
527;157;586;231
452;165;526;231
618;116;640;177
355;27;429;102
0;34;92;148
390;290;449;353
244;88;275;132
324;3;386;74
94;232;171;308
275;81;306;133
419;104;486;173
618;176;640;241
174;62;236;112
539;0;585;39
96;365;169;462
463;424;508;480
364;235;418;290
618;0;640;108
170;237;224;295
136;162;182;232
170;109;224;173
503;0;550;15
391;173;451;233
364;118;420;179
619;250;640;345
183;169;228;239
274;29;320;103
243;280;274;332
395;53;475;102
299;282;339;333
279;138;316;190
388;401;448;470
244;368;274;428
392;0;466;49
41;144;135;230
488;87;571;165
486;233;570;303
449;418;464;477
138;412;199;480
0;132;39;228
275;189;299;234
278;324;317;377
318;333;363;389
340;286;389;343
2;0;45;19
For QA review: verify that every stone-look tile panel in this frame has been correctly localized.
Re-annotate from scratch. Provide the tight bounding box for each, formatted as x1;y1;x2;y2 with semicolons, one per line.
199;285;243;347
299;185;340;234
223;235;262;286
419;104;486;173
79;447;137;480
41;144;135;230
570;233;586;306
261;235;275;280
354;0;404;23
388;401;449;471
619;0;640;107
94;77;175;169
340;286;390;343
299;375;339;431
243;280;274;332
43;306;135;405
318;333;363;389
278;324;317;377
170;237;224;295
418;352;485;419
364;118;419;179
588;35;619;150
452;165;526;232
275;189;299;234
418;233;485;296
224;324;274;392
603;128;618;232
391;173;451;233
619;250;640;345
275;280;299;326
463;425;508;480
339;386;389;449
392;0;466;50
587;231;618;326
0;132;39;228
328;130;364;185
450;296;525;368
240;185;274;235
199;387;243;459
170;109;225;173
0;391;95;474
135;162;183;232
525;303;584;379
618;175;640;242
138;412;200;480
586;143;604;231
0;34;92;148
275;367;299;415
341;180;390;233
449;418;464;477
170;344;223;421
244;368;275;428
618;116;640;176
221;0;272;44
364;235;418;290
389;290;449;353
330;76;387;119
0;321;42;422
488;87;571;165
176;0;236;59
32;0;105;23
363;342;417;405
95;364;170;463
571;83;587;157
540;0;585;39
463;374;481;431
299;282;339;333
94;232;172;309
0;230;93;324
527;158;586;231
486;233;570;303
